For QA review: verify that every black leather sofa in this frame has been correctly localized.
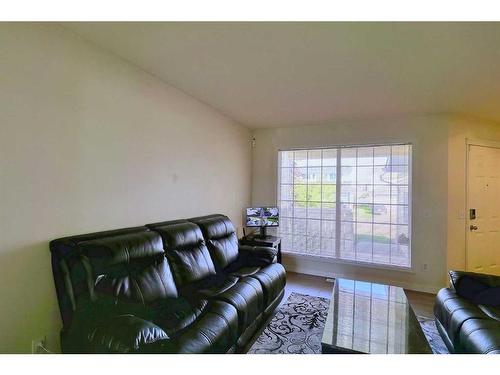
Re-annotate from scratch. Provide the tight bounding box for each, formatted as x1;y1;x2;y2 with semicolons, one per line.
434;270;500;354
50;214;286;353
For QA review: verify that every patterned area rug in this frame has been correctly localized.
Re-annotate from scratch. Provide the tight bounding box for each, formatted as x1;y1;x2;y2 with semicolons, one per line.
248;292;449;354
248;292;329;354
417;317;449;354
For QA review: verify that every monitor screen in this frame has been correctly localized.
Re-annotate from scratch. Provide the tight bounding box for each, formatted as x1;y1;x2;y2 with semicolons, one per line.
246;207;279;227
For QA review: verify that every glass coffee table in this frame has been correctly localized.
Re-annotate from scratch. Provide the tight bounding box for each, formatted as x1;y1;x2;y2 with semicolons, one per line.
321;278;432;354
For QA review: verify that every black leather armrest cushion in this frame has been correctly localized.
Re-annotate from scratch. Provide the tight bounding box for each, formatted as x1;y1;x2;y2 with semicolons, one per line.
239;245;278;266
86;314;169;353
450;270;500;306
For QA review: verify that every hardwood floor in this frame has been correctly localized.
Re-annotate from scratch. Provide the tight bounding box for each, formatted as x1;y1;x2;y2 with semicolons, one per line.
243;271;436;352
404;289;436;318
283;271;333;301
283;271;436;318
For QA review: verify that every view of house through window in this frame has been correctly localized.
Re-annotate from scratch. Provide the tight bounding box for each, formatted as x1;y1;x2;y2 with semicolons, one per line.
278;144;411;268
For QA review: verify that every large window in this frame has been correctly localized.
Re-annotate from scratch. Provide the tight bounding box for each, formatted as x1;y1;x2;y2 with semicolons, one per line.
278;144;411;268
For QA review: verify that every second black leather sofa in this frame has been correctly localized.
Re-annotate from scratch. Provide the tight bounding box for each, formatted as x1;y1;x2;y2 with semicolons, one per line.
434;270;500;354
50;214;286;353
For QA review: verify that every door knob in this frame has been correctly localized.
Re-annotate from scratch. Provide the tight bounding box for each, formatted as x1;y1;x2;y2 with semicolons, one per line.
470;225;478;231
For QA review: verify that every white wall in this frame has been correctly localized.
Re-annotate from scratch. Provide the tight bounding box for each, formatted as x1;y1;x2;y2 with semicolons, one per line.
0;23;252;353
251;115;450;293
447;115;500;273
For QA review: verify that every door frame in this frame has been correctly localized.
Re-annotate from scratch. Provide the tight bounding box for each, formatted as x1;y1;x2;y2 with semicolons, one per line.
465;138;500;271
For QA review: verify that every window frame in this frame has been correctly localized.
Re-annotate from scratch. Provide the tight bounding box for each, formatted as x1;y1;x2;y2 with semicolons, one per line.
277;142;413;270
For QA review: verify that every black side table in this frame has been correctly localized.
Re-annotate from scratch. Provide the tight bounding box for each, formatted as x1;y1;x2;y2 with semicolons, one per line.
239;234;282;264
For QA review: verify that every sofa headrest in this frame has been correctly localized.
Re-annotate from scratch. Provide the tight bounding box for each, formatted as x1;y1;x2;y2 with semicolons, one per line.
150;222;216;287
146;219;189;230
79;231;165;275
152;222;205;250
188;214;227;223
193;215;235;240
78;231;179;307
50;226;150;259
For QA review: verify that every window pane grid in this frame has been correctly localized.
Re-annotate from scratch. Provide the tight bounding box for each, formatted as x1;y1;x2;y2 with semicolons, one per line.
278;144;410;268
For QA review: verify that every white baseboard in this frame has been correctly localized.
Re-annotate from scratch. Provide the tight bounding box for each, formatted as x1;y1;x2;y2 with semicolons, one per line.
283;255;442;294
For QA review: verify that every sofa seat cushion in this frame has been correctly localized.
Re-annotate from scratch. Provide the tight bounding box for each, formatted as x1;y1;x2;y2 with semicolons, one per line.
249;263;286;309
87;314;169;353
478;305;500;322
166;300;239;353
80;294;210;340
227;265;261;278
65;306;171;354
222;255;261;277
214;277;264;336
181;274;239;300
459;318;500;353
195;275;239;298
154;297;209;337
239;245;278;267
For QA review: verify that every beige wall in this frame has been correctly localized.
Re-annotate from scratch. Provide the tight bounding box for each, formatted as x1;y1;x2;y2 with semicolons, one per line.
0;23;251;353
447;115;500;274
3;23;500;355
252;115;450;293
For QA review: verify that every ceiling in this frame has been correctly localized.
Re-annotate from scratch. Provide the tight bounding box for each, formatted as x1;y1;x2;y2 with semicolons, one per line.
63;22;500;128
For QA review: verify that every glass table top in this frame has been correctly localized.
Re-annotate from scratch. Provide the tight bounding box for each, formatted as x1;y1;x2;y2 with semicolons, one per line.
321;278;432;354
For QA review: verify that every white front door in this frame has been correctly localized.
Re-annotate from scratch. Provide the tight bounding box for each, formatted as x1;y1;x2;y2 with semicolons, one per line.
466;143;500;275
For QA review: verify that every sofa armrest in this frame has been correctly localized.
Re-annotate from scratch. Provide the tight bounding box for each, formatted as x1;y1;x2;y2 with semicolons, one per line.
68;313;170;353
239;244;278;266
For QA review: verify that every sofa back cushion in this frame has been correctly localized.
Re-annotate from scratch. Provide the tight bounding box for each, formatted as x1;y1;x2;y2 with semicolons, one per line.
473;289;500;307
191;215;239;272
152;222;216;287
450;270;500;306
79;231;179;306
49;226;151;329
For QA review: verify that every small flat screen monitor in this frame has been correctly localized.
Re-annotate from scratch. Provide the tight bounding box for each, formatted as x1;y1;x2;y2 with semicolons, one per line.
246;207;279;227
